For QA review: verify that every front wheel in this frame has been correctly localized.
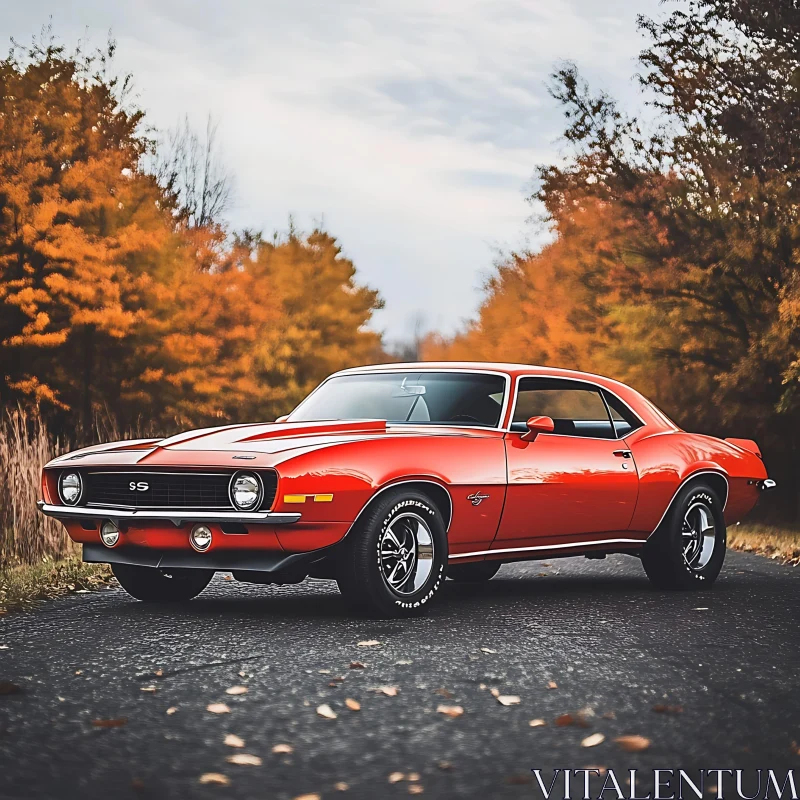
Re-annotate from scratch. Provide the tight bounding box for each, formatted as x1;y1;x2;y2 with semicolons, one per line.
112;564;213;602
336;489;448;617
641;482;726;589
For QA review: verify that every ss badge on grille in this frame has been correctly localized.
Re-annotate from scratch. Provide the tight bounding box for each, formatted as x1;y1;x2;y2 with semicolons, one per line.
129;481;150;492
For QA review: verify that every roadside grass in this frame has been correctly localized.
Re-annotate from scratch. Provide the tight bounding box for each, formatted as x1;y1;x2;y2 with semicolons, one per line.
0;558;113;614
728;523;800;566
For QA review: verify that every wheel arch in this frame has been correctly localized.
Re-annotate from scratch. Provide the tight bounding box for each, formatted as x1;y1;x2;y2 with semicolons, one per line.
647;469;729;540
347;479;454;537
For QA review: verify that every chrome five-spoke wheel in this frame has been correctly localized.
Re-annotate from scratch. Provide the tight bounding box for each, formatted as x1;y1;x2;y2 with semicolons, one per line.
379;512;434;595
681;500;716;571
641;482;726;589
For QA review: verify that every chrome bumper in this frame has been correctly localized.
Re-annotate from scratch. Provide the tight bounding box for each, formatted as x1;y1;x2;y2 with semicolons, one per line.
37;501;301;527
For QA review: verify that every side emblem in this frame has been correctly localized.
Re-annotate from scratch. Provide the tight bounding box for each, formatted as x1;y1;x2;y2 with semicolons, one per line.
467;492;489;506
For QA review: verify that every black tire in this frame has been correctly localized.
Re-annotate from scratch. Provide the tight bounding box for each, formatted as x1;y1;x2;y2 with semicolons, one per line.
641;481;726;589
447;561;501;582
336;489;448;617
112;564;213;602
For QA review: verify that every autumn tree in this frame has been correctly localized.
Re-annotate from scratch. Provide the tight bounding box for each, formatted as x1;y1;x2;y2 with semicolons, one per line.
0;32;384;436
429;0;800;518
0;33;172;429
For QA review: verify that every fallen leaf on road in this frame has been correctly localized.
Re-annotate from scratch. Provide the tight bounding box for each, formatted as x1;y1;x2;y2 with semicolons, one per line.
335;782;349;791
388;772;405;783
166;707;178;715
349;661;366;669
140;686;157;693
0;681;23;695
548;681;558;689
207;703;230;714
357;640;380;647
316;703;337;719
223;575;233;581
293;795;320;800
437;761;453;771
153;669;163;677
555;714;574;727
489;688;500;698
75;670;83;675
529;719;546;727
435;688;454;699
395;659;413;665
91;718;127;728
330;676;345;683
371;686;399;696
615;735;651;752
480;647;497;654
409;785;424;795
436;704;464;717
408;772;420;781
224;734;245;748
272;743;293;754
319;669;331;674
226;753;262;766
601;711;616;720
226;686;248;695
345;698;361;711
199;773;229;785
496;695;520;706
582;733;606;748
652;704;683;714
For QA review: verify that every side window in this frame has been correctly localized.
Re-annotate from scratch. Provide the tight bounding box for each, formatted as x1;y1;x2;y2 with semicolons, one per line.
512;379;615;438
602;390;644;437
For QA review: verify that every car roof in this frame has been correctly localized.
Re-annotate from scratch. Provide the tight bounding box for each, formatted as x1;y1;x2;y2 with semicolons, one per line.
335;361;624;390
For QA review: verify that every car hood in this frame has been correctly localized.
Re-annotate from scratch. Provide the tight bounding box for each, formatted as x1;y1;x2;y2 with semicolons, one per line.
45;419;494;470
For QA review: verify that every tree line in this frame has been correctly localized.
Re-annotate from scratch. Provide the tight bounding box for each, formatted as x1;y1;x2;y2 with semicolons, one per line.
3;6;799;522
0;34;383;437
426;0;800;521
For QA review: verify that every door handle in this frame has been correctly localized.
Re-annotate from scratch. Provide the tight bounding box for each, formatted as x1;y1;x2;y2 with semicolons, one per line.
613;450;632;458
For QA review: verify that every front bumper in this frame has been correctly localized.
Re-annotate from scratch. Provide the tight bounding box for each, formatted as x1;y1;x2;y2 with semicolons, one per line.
82;543;322;574
37;501;301;527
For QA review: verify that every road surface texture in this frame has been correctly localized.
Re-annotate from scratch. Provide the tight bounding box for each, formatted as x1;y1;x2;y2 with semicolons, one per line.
1;549;798;800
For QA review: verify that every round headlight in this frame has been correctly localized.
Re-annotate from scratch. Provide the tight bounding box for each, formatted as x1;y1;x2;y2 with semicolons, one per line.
59;472;83;505
190;524;213;552
100;520;120;548
230;472;262;511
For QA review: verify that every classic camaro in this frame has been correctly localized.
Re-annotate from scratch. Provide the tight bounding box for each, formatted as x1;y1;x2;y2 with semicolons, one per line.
38;362;775;616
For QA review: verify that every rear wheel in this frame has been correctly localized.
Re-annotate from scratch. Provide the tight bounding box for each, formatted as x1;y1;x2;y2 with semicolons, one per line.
336;489;448;617
447;561;501;582
112;564;213;602
641;481;726;589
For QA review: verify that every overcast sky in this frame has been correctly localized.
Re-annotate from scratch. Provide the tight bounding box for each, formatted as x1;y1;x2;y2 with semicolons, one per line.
4;0;671;343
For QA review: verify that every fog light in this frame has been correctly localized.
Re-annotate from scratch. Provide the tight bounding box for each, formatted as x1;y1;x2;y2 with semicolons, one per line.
190;524;212;552
100;520;120;548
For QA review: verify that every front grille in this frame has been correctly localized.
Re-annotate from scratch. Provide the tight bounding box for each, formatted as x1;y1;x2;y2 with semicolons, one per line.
81;470;277;510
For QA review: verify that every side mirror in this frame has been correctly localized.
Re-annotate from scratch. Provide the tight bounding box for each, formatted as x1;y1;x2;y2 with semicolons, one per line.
275;415;289;423
521;415;554;441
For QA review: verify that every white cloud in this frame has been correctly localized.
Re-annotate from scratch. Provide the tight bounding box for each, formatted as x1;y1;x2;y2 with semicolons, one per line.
6;0;670;340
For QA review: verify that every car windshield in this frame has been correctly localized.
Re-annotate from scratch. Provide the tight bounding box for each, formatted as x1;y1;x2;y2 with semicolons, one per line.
290;372;507;427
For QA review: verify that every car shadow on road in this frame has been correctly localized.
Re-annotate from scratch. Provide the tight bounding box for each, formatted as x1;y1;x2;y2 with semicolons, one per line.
96;567;700;624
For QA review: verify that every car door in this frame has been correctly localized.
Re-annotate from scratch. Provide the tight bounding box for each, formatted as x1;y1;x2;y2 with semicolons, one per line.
493;377;639;549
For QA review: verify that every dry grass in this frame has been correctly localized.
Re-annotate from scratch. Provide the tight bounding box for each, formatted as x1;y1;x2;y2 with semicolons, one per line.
0;408;76;569
0;557;113;613
729;523;800;566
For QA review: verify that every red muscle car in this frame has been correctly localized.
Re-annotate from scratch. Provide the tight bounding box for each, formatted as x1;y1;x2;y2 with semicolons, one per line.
38;363;775;616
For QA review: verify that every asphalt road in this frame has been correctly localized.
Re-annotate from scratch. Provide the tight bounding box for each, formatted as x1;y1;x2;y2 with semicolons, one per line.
1;549;799;800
